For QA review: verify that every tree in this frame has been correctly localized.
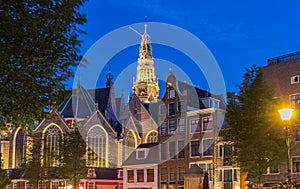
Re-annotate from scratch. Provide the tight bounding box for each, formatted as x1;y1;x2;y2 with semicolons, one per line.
224;65;286;183
0;159;10;188
23;133;45;189
57;125;87;189
0;0;87;129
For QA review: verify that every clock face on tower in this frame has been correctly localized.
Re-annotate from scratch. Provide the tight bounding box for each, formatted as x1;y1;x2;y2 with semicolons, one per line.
139;89;147;96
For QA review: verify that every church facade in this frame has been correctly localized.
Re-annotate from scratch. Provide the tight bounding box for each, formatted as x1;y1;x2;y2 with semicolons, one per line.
1;25;239;189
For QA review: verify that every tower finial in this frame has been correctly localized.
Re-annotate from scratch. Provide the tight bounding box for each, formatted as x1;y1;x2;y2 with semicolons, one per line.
106;64;114;88
144;16;148;34
77;69;81;87
144;23;147;34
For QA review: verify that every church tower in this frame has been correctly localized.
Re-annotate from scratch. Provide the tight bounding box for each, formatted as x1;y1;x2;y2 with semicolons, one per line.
132;24;159;103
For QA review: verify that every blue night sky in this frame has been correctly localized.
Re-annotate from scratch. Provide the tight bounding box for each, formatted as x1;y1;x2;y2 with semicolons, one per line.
75;0;300;100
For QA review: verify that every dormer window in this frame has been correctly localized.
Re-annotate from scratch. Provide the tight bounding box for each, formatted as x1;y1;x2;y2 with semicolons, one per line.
201;97;220;108
137;150;145;159
136;148;149;160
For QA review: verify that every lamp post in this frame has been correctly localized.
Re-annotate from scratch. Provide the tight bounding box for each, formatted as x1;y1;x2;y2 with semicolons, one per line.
278;108;294;189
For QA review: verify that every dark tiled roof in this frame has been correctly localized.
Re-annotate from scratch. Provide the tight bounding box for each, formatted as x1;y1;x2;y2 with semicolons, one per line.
138;142;158;148
94;168;122;180
186;164;204;175
177;81;207;109
8;168;23;179
123;143;159;166
177;81;226;109
94;88;110;115
57;85;97;118
57;86;111;119
115;97;121;117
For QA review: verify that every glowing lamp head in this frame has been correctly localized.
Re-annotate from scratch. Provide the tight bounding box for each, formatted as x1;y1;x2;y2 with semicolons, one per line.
278;108;294;121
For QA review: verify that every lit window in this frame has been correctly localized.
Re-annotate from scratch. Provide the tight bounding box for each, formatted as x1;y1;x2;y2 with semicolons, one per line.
44;125;62;166
291;75;300;84
202;117;213;131
169;167;176;182
290;94;300;109
168;89;175;99
87;126;107;167
147;169;154;182
88;182;94;189
52;182;59;189
125;131;136;160
160;167;167;181
137;169;144;182
88;183;94;189
127;170;134;183
190;119;200;133
268;167;279;174
292;157;300;172
198;163;213;181
190;141;200;157
147;131;158;143
137;150;145;159
178;167;185;181
168;120;176;134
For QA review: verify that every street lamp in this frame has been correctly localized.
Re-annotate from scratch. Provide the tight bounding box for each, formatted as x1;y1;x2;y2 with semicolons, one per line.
278;108;294;189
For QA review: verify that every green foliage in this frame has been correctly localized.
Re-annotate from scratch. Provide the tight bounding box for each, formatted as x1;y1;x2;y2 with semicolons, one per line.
0;159;10;188
224;65;286;182
0;0;87;129
57;125;87;189
23;133;44;189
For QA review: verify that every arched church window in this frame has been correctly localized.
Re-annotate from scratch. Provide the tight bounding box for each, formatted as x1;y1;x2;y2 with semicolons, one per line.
125;131;136;160
87;126;107;167
15;129;25;167
146;131;158;143
44;125;62;166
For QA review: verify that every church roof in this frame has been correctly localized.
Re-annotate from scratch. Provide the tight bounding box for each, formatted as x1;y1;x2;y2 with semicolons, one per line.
57;85;111;119
57;85;96;118
94;87;110;115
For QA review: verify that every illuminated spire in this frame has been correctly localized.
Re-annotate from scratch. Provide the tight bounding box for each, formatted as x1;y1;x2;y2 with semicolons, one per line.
132;23;159;103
